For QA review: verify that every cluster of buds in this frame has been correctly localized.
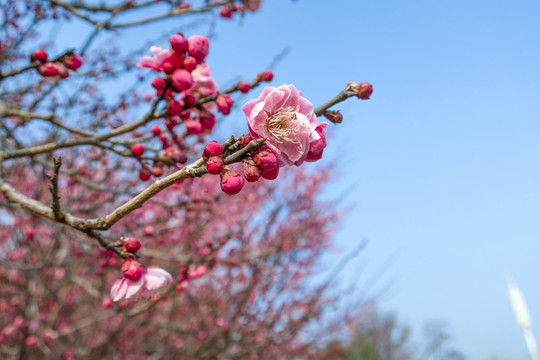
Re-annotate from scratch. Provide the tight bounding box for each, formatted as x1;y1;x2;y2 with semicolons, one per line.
31;49;83;79
219;0;262;18
141;33;221;132
202;136;281;196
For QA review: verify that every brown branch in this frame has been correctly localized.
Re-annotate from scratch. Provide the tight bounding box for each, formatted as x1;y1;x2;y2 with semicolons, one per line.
111;1;234;29
0;49;74;81
314;83;359;117
46;157;64;221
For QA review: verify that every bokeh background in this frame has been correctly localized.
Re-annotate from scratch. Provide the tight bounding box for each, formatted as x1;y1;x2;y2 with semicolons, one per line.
56;1;540;358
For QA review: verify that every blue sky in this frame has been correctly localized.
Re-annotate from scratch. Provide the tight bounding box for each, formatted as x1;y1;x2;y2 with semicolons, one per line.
204;1;540;358
54;1;540;358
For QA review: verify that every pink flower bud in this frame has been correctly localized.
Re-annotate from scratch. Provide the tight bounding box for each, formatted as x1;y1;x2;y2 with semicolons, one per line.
185;119;204;135
306;123;327;162
356;82;373;99
169;33;188;53
243;159;261;182
216;94;234;115
220;170;244;195
167;100;183;115
139;168;151;181
151;125;161;135
171;69;193;91
237;80;251;93
64;53;83;71
151;165;163;177
121;260;144;281
30;49;47;63
261;167;279;180
200;111;216;130
102;298;113;308
203;140;223;159
256;70;273;82
151;77;167;90
184;94;196;107
206;156;224;175
188;35;209;63
183;56;198;71
124;237;142;253
323;110;343;124
253;148;278;171
38;62;58;77
131;144;145;157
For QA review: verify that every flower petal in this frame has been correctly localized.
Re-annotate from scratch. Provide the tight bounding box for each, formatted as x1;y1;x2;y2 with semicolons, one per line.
111;278;129;302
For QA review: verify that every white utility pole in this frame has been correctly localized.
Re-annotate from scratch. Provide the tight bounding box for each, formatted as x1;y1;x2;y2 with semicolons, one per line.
507;276;540;360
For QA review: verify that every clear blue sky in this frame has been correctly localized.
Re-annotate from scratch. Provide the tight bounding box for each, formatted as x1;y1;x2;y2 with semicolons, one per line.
57;1;540;358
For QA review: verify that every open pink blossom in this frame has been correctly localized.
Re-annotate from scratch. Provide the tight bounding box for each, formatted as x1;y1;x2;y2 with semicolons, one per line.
110;266;173;301
136;46;173;72
242;84;320;166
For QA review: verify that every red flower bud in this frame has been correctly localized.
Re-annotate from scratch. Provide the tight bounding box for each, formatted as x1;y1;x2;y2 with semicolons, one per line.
151;77;167;90
216;94;234;115
203;140;223;160
220;170;244;195
237;80;251;93
131;144;145;157
139;168;151;181
30;49;47;63
261;167;279;180
253;148;278;171
243;159;261;182
219;5;233;19
38;62;58;77
206;156;224;175
64;53;83;71
169;33;188;53
171;69;193;91
183;56;198;71
200;111;216;130
167;100;183;115
356;82;373;100
256;70;273;82
151;125;161;136
124;237;142;253
121;260;144;281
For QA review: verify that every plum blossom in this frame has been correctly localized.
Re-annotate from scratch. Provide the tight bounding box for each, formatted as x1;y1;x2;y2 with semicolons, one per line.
136;46;173;72
242;84;327;166
110;266;173;301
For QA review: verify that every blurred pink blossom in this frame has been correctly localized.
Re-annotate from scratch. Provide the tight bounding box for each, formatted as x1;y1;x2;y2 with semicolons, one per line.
136;46;173;72
111;266;172;301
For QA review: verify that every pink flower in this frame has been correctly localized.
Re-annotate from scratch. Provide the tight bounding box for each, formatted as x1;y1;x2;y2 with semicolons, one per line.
189;63;218;98
137;46;173;72
110;266;173;302
242;84;320;166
